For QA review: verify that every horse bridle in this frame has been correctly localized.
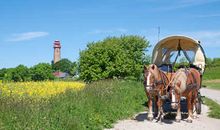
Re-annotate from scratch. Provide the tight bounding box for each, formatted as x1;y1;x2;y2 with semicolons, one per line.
143;70;165;93
170;88;180;104
144;80;163;91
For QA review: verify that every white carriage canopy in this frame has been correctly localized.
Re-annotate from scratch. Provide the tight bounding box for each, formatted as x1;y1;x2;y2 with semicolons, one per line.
152;36;206;74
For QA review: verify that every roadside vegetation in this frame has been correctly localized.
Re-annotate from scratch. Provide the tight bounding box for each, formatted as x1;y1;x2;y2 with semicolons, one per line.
202;59;220;89
204;97;220;119
0;35;149;129
0;80;146;130
203;66;220;80
202;79;220;90
203;58;220;80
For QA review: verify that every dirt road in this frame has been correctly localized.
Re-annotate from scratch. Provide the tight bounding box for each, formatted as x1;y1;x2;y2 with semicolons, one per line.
201;88;220;104
106;88;220;130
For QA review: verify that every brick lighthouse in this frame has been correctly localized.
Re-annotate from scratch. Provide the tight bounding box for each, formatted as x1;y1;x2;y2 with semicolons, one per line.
53;40;61;64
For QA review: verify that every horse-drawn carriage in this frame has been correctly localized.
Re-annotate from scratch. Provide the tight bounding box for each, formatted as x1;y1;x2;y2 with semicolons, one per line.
143;35;206;123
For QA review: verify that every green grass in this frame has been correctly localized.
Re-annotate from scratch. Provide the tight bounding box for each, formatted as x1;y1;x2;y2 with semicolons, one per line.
204;97;220;119
0;80;146;130
203;66;220;80
202;66;220;89
202;80;220;90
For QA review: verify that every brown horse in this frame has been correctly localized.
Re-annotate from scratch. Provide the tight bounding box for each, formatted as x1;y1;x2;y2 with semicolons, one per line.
143;64;169;121
170;68;201;123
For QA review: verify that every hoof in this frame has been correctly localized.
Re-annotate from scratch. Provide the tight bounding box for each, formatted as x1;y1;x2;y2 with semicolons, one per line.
148;117;153;121
176;119;181;122
193;115;198;119
186;119;192;123
159;118;164;123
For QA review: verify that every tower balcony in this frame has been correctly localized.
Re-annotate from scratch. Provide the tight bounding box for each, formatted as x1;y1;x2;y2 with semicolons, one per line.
54;40;61;48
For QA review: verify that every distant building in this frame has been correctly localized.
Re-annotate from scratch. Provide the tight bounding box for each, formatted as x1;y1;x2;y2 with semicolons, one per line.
53;40;61;64
53;71;69;78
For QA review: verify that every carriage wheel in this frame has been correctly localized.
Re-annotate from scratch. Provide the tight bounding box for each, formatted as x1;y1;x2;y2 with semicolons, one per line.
196;100;201;114
195;92;202;114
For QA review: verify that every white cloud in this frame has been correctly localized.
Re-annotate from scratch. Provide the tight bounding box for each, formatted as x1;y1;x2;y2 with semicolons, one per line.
185;31;220;47
88;28;128;35
152;0;219;12
6;32;49;42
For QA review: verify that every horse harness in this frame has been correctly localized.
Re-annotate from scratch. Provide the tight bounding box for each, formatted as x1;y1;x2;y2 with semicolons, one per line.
184;68;198;91
171;68;198;104
144;70;169;99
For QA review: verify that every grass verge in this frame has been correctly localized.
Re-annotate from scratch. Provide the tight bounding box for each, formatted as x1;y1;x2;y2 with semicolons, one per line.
204;97;220;119
202;79;220;90
203;67;220;80
0;80;146;130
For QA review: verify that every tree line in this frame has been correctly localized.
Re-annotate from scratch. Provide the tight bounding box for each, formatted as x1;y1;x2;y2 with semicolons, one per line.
15;35;220;82
5;35;219;82
0;35;150;82
206;58;220;68
0;59;77;82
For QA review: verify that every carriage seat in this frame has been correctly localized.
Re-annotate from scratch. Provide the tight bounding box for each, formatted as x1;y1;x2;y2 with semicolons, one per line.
190;64;202;71
159;64;173;73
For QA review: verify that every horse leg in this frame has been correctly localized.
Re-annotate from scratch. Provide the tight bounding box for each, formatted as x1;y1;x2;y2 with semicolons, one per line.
186;93;193;123
155;96;160;119
159;100;164;123
148;95;154;121
175;94;181;122
175;102;181;122
193;90;198;119
156;93;164;123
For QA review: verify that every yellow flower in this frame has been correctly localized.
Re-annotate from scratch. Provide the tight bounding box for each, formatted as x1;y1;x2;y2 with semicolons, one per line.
0;81;85;100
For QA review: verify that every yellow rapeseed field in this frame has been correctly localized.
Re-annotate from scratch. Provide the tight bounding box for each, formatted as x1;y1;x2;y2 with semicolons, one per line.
0;81;85;99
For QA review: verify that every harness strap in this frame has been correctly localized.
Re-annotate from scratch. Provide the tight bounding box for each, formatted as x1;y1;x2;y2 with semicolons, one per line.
187;70;197;89
155;80;163;86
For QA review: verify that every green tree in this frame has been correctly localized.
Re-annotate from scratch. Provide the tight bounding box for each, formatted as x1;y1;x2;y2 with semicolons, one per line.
206;58;213;68
143;55;151;65
52;58;77;76
69;61;78;76
31;63;54;81
79;35;150;82
2;68;14;82
213;58;220;67
11;65;31;82
0;68;7;80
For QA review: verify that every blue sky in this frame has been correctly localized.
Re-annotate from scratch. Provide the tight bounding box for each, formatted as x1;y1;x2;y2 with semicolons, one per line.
1;0;220;68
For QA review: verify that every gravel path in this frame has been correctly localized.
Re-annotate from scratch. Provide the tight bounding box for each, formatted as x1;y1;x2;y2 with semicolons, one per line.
201;88;220;104
106;88;220;130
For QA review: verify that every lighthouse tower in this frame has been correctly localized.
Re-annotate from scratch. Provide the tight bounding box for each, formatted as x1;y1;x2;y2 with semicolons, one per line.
53;40;61;64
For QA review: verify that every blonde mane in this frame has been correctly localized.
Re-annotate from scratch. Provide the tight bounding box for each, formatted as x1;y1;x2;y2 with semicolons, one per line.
172;68;188;93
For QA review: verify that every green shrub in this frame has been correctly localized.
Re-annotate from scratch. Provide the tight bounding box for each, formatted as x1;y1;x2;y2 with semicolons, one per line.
30;63;54;81
79;35;150;82
203;66;220;80
52;58;77;76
